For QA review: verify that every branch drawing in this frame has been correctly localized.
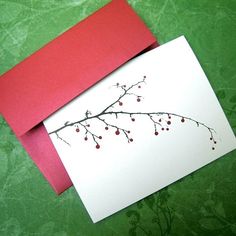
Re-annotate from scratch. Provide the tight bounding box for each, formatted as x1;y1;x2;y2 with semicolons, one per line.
49;76;217;150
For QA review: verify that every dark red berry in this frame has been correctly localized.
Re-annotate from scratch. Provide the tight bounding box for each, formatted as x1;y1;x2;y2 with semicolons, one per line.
99;136;102;139
105;127;109;130
210;137;213;140
76;128;80;132
161;128;165;131
138;86;141;89
181;118;185;123
87;124;90;127
96;144;100;149
143;75;146;78
159;119;162;122
84;137;88;141
168;115;171;119
127;131;131;134
155;131;159;136
131;118;135;122
119;101;123;106
115;130;120;135
137;98;141;102
214;141;217;144
212;147;215;150
130;138;133;142
166;128;169;131
167;121;171;125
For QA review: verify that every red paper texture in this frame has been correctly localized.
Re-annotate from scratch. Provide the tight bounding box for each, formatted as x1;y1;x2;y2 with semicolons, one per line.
0;0;157;194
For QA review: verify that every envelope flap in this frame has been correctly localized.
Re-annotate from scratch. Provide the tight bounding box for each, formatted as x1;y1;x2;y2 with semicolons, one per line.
0;0;156;137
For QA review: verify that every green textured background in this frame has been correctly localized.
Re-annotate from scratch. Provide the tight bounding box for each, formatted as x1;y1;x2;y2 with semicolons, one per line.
0;0;236;235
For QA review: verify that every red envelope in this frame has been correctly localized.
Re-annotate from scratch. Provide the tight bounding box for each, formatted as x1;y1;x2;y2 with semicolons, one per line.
0;0;157;194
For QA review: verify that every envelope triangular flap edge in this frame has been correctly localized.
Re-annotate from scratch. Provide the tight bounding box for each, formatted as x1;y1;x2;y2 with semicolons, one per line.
0;0;157;137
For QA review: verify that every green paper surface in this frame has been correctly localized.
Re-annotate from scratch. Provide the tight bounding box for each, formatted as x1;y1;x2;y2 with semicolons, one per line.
0;0;235;235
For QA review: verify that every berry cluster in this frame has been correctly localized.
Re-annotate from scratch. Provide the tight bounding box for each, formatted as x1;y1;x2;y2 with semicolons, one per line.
50;76;217;150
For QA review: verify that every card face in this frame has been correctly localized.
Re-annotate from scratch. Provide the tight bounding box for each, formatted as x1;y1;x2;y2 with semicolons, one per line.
44;36;236;223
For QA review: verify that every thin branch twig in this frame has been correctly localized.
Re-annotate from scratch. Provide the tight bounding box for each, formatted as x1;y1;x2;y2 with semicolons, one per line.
49;76;217;149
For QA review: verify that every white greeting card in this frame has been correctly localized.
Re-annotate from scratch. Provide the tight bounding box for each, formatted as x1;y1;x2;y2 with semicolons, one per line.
44;36;236;223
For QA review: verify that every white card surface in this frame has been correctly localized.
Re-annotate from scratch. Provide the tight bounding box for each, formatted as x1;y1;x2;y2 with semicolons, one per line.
44;36;236;223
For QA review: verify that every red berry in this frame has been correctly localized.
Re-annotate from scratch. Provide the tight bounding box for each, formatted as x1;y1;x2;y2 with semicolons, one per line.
167;121;171;125
115;130;120;135
84;137;88;141
155;131;159;136
159;119;162;122
105;127;109;130
137;98;141;102
99;136;102;139
119;101;123;106
166;128;169;131
168;115;171;119
131;118;135;122
161;128;165;131
87;124;90;127
143;75;146;78
76;128;80;132
96;144;100;149
129;138;133;142
138;86;141;89
127;130;131;134
181;118;185;123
